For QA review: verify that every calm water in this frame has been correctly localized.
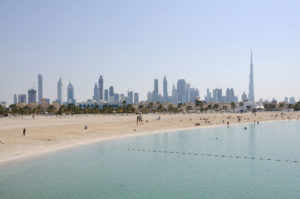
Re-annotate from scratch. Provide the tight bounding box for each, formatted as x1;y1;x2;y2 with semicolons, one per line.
1;120;300;199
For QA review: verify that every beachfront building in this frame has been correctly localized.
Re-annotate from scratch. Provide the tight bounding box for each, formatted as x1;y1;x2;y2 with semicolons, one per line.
38;74;43;104
163;76;168;103
28;89;37;104
98;75;104;100
67;82;75;104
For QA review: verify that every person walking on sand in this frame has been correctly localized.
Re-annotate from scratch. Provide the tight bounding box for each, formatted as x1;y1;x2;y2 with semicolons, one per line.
23;128;26;136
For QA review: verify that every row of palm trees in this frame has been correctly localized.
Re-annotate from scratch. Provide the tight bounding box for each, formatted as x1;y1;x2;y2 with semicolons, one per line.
1;101;299;116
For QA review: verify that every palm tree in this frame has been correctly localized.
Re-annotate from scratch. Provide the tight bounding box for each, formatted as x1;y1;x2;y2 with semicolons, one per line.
230;102;236;112
279;103;284;110
213;104;219;112
207;104;212;110
239;102;244;108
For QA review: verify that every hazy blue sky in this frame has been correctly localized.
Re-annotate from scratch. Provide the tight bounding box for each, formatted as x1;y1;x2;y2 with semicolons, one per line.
1;0;299;104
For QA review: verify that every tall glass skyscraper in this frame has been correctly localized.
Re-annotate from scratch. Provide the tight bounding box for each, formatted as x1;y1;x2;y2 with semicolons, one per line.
163;76;168;102
98;76;104;100
67;82;75;104
38;74;43;103
153;79;158;102
28;89;37;104
248;51;255;103
57;78;63;105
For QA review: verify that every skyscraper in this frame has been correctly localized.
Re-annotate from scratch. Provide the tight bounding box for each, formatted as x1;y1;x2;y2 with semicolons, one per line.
28;89;37;104
212;88;222;103
93;83;98;101
248;51;255;103
98;76;104;101
171;84;178;104
57;78;63;105
67;82;75;104
14;94;17;104
109;86;114;97
104;89;108;102
18;94;27;103
177;79;186;104
242;92;248;102
38;74;43;103
205;89;212;103
186;83;191;103
127;91;133;104
163;76;168;103
134;92;139;104
153;79;158;102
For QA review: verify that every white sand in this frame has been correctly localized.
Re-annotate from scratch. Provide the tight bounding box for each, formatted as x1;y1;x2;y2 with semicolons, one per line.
0;112;298;165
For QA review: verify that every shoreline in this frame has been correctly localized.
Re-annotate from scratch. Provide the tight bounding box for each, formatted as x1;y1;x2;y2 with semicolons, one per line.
0;112;298;166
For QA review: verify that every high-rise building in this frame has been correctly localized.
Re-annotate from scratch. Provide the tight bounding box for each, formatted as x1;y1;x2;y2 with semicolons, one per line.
104;89;109;102
163;76;168;103
109;86;114;97
38;74;43;103
171;84;178;104
241;92;248;102
57;78;63;105
284;97;288;103
14;94;17;104
190;88;199;102
212;88;222;103
248;51;255;103
177;79;186;104
18;94;27;103
134;93;139;104
205;89;212;103
225;88;236;103
114;93;119;103
98;76;104;100
127;91;133;104
147;92;153;102
28;89;37;104
186;83;191;103
67;82;75;104
289;97;296;104
153;79;159;102
93;83;98;101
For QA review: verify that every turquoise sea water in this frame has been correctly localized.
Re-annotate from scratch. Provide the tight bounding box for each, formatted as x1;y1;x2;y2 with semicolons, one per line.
0;120;300;199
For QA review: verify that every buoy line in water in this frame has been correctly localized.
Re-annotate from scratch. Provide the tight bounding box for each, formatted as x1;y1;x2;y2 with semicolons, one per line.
127;148;298;163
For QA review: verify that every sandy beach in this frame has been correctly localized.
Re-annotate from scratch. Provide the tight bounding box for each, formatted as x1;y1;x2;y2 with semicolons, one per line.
0;112;298;165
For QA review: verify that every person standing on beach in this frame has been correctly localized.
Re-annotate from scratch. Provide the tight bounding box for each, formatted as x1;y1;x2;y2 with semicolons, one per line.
23;128;26;136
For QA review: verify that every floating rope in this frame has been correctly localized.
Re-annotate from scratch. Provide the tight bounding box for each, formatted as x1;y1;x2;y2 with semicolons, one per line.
127;148;298;163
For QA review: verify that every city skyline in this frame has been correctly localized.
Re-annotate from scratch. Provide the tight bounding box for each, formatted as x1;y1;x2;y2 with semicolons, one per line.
1;1;300;104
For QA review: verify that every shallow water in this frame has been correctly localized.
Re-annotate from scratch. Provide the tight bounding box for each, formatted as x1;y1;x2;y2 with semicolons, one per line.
0;120;300;199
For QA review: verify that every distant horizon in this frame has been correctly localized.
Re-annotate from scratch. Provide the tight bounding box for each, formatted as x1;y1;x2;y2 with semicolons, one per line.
1;0;300;104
